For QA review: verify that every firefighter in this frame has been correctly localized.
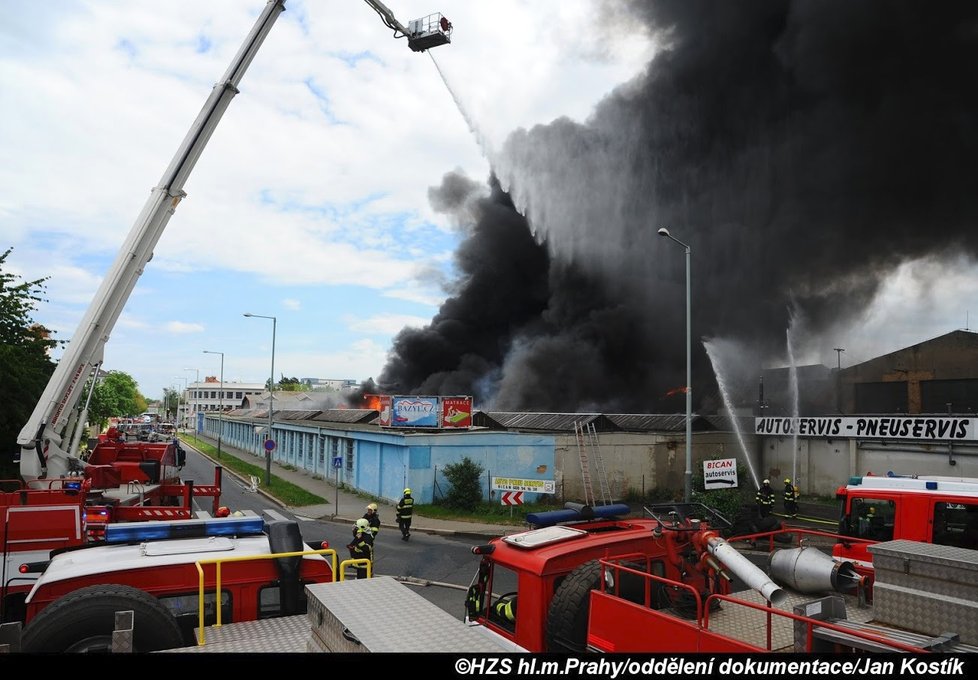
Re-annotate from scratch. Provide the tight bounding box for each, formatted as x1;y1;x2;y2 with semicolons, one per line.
493;593;517;626
755;479;775;518
396;488;414;541
347;518;374;579
363;502;380;538
783;478;799;517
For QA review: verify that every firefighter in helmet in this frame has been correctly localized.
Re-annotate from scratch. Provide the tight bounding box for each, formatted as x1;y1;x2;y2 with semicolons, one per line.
755;479;775;518
363;502;380;538
396;488;414;541
493;592;517;628
347;518;374;579
783;478;799;518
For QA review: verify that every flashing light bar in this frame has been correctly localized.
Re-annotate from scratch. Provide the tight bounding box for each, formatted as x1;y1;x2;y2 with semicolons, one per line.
104;516;265;544
526;503;631;528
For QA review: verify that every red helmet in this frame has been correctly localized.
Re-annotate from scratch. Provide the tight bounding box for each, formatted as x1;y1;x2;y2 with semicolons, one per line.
216;506;231;517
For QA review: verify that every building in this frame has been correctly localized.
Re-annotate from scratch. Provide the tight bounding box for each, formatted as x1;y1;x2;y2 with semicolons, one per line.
180;379;265;429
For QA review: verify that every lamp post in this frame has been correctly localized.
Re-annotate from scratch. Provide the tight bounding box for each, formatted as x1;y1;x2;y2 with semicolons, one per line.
184;367;199;442
658;227;693;503
833;348;845;413
244;313;276;487
203;351;224;460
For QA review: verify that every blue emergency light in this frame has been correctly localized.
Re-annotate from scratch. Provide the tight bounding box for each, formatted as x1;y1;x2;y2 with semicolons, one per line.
104;516;264;543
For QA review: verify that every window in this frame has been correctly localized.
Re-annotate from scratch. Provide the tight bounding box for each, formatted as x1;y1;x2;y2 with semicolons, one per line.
236;392;243;399
159;590;232;643
848;498;894;541
487;564;519;633
258;583;309;619
932;502;978;548
345;439;354;472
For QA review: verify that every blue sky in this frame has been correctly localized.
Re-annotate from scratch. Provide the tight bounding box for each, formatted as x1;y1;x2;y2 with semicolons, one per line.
0;0;654;399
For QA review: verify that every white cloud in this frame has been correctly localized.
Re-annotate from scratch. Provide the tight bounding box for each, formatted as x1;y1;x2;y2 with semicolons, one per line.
164;321;206;334
346;313;430;336
282;298;301;311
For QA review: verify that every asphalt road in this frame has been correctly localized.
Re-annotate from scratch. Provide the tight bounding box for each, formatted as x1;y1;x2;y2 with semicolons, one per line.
181;447;478;620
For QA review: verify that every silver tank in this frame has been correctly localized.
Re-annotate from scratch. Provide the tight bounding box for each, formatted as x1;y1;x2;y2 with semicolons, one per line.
768;546;858;593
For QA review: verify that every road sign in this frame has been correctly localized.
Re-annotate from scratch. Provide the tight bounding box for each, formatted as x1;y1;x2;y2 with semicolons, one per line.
491;477;555;494
332;456;343;469
703;458;738;490
264;438;276;452
500;491;524;506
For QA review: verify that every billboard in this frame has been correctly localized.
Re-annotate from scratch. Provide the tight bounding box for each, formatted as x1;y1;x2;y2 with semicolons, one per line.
441;396;473;429
391;396;440;428
755;416;977;442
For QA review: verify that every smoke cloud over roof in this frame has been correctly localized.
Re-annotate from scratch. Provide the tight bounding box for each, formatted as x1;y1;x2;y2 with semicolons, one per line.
375;1;978;412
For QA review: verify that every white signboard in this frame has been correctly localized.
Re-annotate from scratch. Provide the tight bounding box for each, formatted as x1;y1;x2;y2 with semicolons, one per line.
491;477;556;494
702;458;738;490
755;416;977;442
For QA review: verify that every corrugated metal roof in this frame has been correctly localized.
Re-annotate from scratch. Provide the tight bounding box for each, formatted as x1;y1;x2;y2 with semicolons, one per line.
483;412;617;432
276;409;321;421
605;413;688;432
311;409;379;424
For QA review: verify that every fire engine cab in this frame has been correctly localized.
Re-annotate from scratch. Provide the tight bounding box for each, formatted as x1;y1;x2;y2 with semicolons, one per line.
833;473;978;568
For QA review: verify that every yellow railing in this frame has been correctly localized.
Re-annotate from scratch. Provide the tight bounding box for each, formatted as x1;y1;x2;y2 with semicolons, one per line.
338;558;372;581
194;547;338;645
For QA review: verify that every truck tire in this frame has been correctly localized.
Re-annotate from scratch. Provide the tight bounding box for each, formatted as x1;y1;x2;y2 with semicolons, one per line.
545;560;602;652
21;584;183;653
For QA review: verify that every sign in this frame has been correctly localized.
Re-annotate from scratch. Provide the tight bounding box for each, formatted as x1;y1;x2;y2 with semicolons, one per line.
703;458;738;490
492;477;556;494
391;396;440;428
332;456;343;469
501;491;524;506
264;438;276;452
755;416;977;442
441;396;473;428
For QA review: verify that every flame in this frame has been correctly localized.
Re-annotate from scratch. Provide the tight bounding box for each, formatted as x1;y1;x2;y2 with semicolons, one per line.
665;386;689;397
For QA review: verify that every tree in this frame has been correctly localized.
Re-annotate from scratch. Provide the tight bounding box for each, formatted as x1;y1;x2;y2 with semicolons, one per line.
86;371;145;430
441;457;485;511
278;376;303;392
0;248;57;478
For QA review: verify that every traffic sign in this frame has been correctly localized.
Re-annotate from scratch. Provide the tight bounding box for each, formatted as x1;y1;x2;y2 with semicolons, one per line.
264;438;276;452
500;491;524;506
332;456;343;469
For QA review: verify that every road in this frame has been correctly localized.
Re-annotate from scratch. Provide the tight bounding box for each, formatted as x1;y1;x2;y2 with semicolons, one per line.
181;447;477;620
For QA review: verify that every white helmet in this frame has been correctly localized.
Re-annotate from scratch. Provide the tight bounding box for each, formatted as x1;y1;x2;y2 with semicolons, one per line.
355;518;370;531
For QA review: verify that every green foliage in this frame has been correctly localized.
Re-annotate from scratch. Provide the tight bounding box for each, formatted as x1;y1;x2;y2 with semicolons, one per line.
0;249;57;478
440;456;485;511
278;376;304;392
86;371;144;429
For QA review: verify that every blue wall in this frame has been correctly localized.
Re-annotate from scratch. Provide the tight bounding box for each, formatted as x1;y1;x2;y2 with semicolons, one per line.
202;416;556;504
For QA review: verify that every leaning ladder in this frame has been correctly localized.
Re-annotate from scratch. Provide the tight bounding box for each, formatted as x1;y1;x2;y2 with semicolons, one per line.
587;422;613;506
574;421;595;507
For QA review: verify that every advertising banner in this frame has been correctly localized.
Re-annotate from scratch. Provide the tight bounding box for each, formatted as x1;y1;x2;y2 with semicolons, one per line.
377;395;392;427
755;416;977;441
492;477;556;494
391;396;439;428
441;396;473;428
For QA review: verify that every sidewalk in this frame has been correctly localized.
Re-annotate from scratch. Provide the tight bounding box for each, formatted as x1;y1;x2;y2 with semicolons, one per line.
183;434;518;541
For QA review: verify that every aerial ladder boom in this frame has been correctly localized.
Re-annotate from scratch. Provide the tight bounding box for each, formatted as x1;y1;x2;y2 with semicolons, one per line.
17;0;288;481
16;0;452;482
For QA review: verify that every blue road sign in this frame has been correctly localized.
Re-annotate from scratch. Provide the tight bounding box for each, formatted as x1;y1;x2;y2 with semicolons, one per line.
264;438;276;452
332;456;343;469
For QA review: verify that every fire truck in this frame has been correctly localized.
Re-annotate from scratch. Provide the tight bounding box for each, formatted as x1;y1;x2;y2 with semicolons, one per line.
462;503;978;653
833;473;978;569
3;0;452;651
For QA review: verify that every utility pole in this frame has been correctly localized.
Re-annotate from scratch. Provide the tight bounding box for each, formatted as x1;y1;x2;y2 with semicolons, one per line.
834;348;845;413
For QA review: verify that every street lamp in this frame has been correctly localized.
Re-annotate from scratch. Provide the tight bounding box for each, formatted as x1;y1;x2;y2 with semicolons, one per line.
834;348;845;413
203;351;224;460
184;367;199;441
658;227;693;503
244;312;276;487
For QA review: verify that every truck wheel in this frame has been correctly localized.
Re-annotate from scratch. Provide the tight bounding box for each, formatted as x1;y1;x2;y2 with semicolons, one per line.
21;584;184;653
545;560;602;652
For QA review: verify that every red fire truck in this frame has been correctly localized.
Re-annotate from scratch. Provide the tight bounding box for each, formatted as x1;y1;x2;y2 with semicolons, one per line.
463;502;978;653
17;511;334;652
832;473;978;568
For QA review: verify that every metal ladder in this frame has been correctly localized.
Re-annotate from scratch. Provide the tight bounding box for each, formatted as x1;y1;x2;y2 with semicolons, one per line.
574;421;613;506
587;422;613;506
574;421;595;507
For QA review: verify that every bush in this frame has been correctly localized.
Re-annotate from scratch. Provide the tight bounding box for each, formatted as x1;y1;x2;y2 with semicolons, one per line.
441;457;484;511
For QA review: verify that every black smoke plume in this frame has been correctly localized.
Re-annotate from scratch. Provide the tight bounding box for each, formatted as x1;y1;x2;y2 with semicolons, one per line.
375;1;978;412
